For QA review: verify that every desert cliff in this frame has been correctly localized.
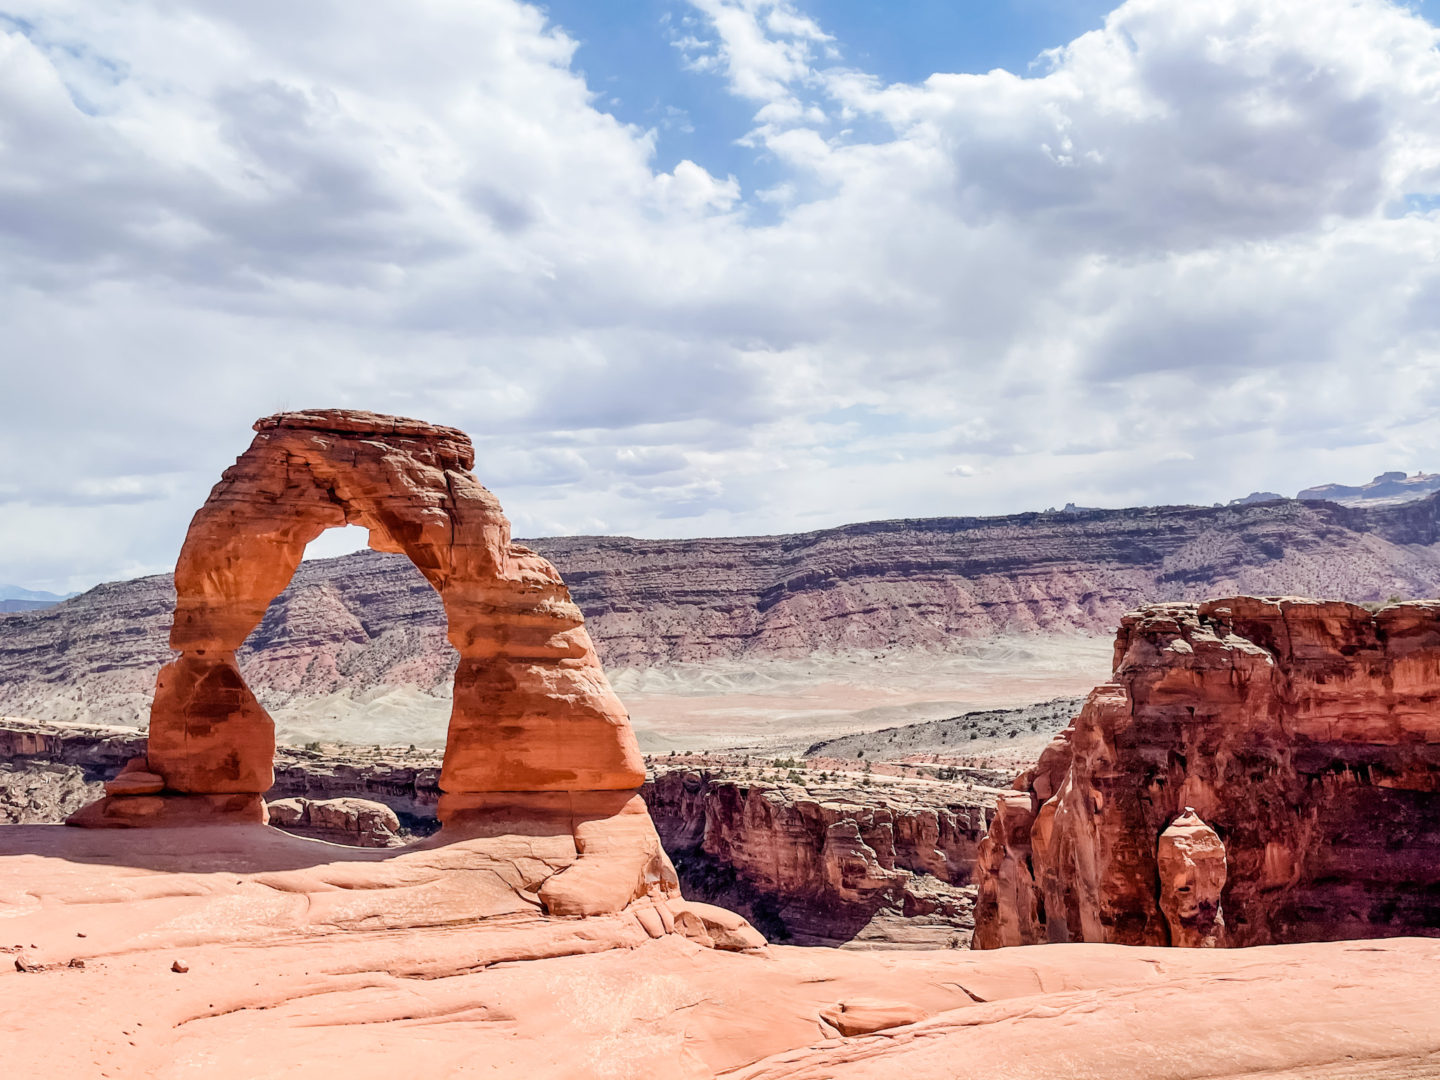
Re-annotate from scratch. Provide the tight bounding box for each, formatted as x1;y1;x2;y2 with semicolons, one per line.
974;596;1440;948
644;768;987;946
5;494;1440;727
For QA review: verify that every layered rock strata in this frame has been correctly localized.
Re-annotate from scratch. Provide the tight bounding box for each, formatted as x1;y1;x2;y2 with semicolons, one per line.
645;769;989;946
8;494;1440;729
61;410;719;933
974;596;1440;948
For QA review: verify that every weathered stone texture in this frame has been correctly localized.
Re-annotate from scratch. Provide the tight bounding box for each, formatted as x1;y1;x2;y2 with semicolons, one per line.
644;769;985;944
62;410;723;932
975;596;1440;948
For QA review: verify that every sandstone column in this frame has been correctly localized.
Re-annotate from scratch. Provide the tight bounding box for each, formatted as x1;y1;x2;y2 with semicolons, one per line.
1157;808;1227;948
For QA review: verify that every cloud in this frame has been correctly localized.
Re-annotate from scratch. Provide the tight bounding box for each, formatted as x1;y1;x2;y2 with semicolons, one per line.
0;0;1439;593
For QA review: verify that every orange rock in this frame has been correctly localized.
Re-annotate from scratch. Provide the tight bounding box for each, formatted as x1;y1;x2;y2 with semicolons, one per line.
69;409;646;811
66;792;267;828
666;899;768;952
103;771;164;796
1158;808;1227;948
975;597;1440;948
819;997;928;1036
266;797;403;848
63;410;716;928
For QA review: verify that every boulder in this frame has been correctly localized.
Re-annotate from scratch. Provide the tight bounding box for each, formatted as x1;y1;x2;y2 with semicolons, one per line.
266;796;404;848
820;998;929;1036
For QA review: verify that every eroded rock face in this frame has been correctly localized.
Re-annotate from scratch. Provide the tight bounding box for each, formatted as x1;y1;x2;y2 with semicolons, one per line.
267;796;404;848
63;410;712;931
71;410;644;819
974;597;1440;948
644;769;984;945
1157;809;1227;948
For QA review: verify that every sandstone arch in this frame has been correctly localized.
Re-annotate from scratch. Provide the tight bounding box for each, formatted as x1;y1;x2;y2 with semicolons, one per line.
72;410;645;829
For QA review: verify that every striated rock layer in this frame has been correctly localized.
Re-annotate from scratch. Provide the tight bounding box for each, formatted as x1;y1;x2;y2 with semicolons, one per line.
8;494;1440;729
645;769;987;946
975;596;1440;948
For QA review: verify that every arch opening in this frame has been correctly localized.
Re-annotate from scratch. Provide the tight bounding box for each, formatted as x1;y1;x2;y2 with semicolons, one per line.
239;524;458;751
236;524;457;847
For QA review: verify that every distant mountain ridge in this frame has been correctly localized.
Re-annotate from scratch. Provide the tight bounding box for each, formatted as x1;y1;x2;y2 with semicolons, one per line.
0;585;73;602
1297;471;1440;506
0;585;76;615
2;492;1440;728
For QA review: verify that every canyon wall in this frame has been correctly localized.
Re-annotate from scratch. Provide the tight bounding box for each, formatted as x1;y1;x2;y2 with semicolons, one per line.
4;495;1440;725
644;769;988;945
974;596;1440;949
0;718;990;946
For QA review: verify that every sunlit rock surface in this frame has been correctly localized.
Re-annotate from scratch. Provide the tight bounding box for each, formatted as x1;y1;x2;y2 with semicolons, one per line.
976;597;1440;948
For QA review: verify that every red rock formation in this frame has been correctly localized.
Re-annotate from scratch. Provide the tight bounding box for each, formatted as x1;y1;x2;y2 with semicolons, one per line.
975;596;1440;949
64;410;705;926
644;769;983;944
1157;809;1227;948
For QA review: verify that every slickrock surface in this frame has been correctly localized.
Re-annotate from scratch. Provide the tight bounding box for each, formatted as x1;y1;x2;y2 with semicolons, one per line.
975;596;1440;948
6;494;1440;728
645;768;990;947
1;826;1438;1079
0;717;995;945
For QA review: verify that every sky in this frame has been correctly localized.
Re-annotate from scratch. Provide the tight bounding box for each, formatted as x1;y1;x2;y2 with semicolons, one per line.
3;0;1440;593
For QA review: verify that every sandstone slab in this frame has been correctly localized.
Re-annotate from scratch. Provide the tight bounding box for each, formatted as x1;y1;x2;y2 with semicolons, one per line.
2;825;1438;1079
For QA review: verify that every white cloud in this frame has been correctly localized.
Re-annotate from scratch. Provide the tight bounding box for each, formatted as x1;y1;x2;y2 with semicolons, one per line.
0;0;1439;592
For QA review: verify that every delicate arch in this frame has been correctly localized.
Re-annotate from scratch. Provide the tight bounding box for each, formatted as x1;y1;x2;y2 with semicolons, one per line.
78;410;644;826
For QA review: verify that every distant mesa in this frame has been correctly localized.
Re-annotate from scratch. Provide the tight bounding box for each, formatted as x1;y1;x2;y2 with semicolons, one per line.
1297;470;1440;506
1225;473;1440;509
0;585;76;615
